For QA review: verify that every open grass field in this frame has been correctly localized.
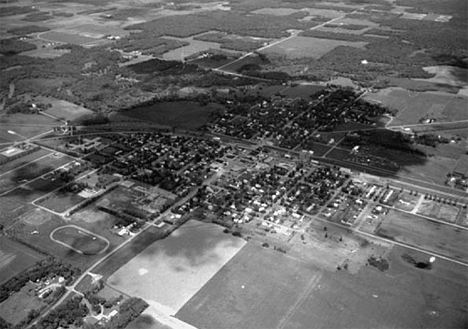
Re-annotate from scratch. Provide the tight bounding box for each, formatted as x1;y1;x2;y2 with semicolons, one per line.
108;220;246;315
119;101;224;130
43;99;94;121
260;36;367;59
39;30;102;45
0;281;46;326
400;155;457;186
177;240;468;329
0;237;45;285
51;225;109;255
417;200;460;223
37;191;85;213
376;209;468;263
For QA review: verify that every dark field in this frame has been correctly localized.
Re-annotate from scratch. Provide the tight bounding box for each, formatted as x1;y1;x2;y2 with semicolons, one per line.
119;101;224;130
177;242;468;329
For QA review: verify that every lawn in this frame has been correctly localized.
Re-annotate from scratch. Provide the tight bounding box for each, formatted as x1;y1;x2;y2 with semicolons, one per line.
51;225;109;255
376;209;468;262
0;237;45;285
107;220;246;315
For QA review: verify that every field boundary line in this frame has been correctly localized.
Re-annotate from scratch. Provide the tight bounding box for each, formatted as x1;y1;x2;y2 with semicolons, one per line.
0;153;52;178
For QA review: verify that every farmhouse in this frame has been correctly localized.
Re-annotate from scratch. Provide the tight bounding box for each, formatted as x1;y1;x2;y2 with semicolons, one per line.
453;155;468;179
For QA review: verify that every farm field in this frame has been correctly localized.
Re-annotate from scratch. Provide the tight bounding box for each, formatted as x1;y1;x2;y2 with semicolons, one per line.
0;152;73;195
108;220;246;315
0;237;45;285
51;225;109;255
363;88;467;126
260;36;367;59
279;84;325;98
177;241;468;329
376;209;468;263
0;148;50;175
283;245;468;329
162;37;228;61
38;30;107;46
119;101;225;130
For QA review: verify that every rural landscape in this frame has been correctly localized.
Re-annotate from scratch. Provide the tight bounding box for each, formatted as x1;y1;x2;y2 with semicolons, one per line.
0;0;467;328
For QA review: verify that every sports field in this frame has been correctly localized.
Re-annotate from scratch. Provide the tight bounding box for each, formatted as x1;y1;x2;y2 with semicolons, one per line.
50;225;109;255
176;242;468;329
107;220;246;315
376;209;468;262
